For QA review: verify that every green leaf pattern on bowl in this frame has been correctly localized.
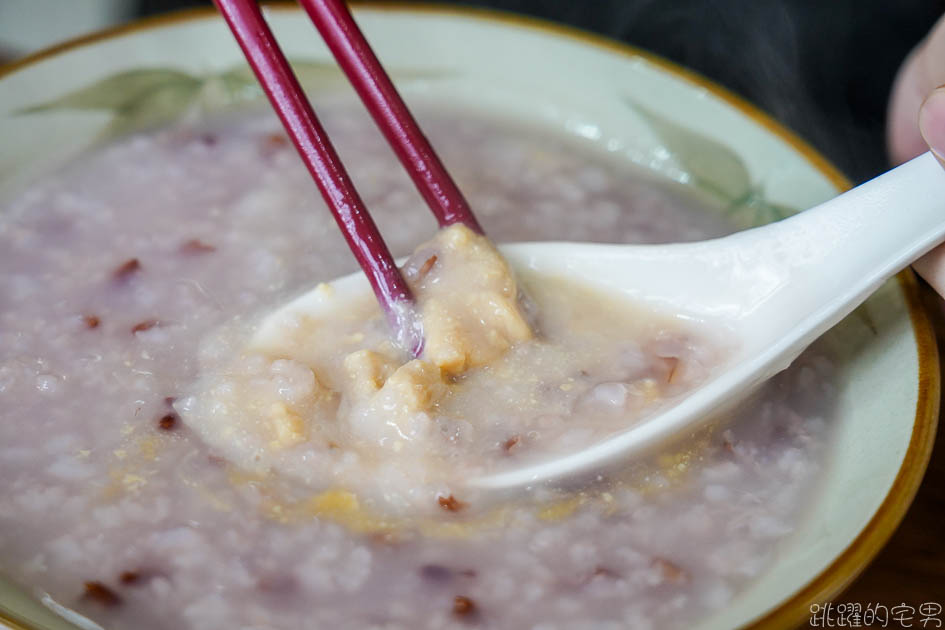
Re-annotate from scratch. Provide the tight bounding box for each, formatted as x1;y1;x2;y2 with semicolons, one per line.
18;61;451;141
630;103;799;227
20;69;203;138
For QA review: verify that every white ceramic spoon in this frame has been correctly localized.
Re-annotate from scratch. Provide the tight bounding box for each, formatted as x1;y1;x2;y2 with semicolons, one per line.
255;151;945;490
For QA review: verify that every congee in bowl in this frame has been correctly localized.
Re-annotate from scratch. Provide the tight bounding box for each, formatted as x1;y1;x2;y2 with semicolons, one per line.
0;7;937;630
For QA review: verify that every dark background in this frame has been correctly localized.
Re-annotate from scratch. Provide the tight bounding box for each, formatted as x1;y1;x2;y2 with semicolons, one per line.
137;0;945;184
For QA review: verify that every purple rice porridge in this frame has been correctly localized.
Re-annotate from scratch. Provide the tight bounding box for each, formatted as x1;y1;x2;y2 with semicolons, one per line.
0;102;836;629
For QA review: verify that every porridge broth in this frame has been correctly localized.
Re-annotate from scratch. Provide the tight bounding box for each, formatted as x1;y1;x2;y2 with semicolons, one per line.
0;103;836;629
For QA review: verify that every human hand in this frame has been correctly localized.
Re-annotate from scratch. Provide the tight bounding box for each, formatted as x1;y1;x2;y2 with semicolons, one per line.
888;13;945;294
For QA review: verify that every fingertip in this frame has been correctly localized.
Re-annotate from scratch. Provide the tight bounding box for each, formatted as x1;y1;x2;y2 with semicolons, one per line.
919;87;945;165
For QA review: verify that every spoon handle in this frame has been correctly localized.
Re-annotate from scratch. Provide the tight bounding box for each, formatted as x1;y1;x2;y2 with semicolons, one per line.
741;151;945;348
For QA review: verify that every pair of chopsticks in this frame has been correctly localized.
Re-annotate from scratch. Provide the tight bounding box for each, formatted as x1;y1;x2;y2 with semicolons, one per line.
213;0;484;355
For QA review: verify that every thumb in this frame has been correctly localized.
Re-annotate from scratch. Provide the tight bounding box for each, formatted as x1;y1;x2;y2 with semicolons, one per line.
911;89;945;293
888;13;945;165
919;86;945;166
912;91;945;292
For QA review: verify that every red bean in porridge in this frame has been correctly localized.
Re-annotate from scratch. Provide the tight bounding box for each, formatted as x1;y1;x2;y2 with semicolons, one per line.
0;103;835;629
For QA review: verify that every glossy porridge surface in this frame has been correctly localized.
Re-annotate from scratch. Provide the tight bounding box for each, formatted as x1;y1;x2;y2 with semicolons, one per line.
0;102;835;629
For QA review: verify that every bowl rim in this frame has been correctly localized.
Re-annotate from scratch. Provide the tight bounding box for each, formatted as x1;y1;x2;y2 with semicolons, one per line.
0;4;939;630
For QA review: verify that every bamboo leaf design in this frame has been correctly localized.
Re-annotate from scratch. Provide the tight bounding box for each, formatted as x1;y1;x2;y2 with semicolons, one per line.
18;61;453;139
629;100;800;227
630;103;751;203
726;191;798;228
21;69;202;114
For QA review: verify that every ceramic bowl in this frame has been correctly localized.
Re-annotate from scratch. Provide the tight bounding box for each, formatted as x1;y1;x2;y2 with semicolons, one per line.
0;5;938;629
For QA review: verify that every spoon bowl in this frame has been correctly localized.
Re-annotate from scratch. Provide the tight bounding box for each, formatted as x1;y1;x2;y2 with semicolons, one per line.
255;151;945;489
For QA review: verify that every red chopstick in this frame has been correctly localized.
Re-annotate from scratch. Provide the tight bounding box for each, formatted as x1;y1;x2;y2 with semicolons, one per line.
297;0;483;234
213;0;422;355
